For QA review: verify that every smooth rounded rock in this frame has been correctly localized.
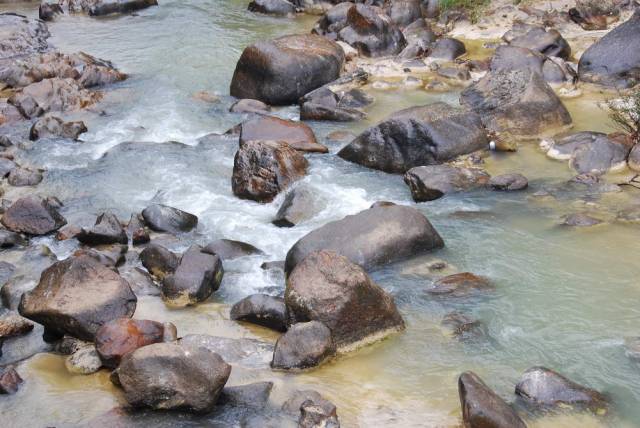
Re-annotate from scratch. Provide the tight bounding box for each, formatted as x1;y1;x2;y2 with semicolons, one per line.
489;173;528;191
230;294;287;332
271;321;336;370
141;204;197;234
95;318;170;368
1;196;66;235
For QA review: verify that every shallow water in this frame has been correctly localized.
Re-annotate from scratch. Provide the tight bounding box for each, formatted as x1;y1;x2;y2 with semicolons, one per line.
1;1;640;427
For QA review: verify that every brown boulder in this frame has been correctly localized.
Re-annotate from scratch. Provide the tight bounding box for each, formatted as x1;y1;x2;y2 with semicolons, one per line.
1;196;66;235
239;115;327;153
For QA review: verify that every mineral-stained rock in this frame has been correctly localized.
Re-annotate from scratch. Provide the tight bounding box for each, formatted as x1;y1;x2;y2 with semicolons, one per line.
95;318;170;368
238;115;327;153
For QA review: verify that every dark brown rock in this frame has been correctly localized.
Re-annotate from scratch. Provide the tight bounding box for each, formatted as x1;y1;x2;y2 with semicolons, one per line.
115;342;231;412
271;320;336;370
459;371;527;428
0;367;23;394
404;165;490;202
230;294;287;332
18;255;137;341
239;115;327;153
427;272;494;298
77;212;128;246
337;4;406;57
141;204;198;234
230;34;344;105
95;318;171;368
286;250;404;351
1;196;66;235
232;140;308;203
202;239;263;260
139;244;179;279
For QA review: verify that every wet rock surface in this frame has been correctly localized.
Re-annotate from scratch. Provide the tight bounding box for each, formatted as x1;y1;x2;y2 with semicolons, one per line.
203;238;264;260
77;212;128;246
1;196;66;235
114;342;231;412
404;165;491;201
18;255;137;341
230;34;344;105
139;244;179;279
489;173;528;191
29;115;87;140
162;245;223;307
515;366;609;414
337;4;406;57
273;186;320;227
285;204;444;274
40;0;159;19
459;371;527;428
232;140;308;203
286;250;405;351
338;102;488;174
0;366;23;394
141;204;198;234
271;320;336;370
427;272;494;298
230;294;287;332
239;114;327;153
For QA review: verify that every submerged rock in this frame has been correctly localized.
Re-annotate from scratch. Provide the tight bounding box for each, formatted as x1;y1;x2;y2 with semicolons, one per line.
203;239;263;260
460;69;572;138
285;204;443;274
489;173;528;191
162;245;223;307
115;342;231;412
459;371;527;428
286;250;404;351
18;255;137;341
441;312;485;341
179;334;273;370
95;318;172;368
141;204;198;234
230;34;344;105
271;320;336;370
427;272;494;298
232;140;308;203
230;294;287;332
1;196;66;235
404;165;490;202
283;389;340;428
29;115;87;140
337;4;406;57
77;212;128;246
578;10;640;88
515;366;609;414
562;213;603;227
229;98;270;114
239;115;327;153
219;381;273;409
338;102;488;174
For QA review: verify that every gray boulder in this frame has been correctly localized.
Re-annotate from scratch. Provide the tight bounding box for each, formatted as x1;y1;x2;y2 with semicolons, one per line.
271;321;336;370
77;212;128;246
1;196;66;235
337;4;406;57
285;204;443;274
338;102;488;173
404;165;490;202
141;204;197;234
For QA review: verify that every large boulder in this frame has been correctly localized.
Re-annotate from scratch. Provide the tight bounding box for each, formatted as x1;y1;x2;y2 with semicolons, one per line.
77;212;128;246
404;165;490;202
285;204;443;274
230;34;344;105
1;196;66;235
141;204;198;234
515;367;609;414
161;245;224;307
0;13;50;59
502;22;571;60
337;4;406;57
114;342;231;412
230;294;287;332
460;69;572;137
338;102;488;173
95;318;173;368
18;255;137;341
578;10;640;88
239;115;327;153
232;140;308;203
271;320;336;370
459;371;527;428
285;250;405;351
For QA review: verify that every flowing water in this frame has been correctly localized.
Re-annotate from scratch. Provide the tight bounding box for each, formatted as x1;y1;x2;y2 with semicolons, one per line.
1;1;640;427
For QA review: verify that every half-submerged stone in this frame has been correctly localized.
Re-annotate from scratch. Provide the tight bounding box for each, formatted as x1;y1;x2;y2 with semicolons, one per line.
230;294;287;332
286;250;405;352
404;165;490;202
459;371;527;428
271;320;336;370
230;34;344;105
338;102;488;174
1;196;66;235
285;204;443;274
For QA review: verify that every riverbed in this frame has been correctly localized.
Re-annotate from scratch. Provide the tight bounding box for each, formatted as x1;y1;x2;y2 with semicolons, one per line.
1;1;639;427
